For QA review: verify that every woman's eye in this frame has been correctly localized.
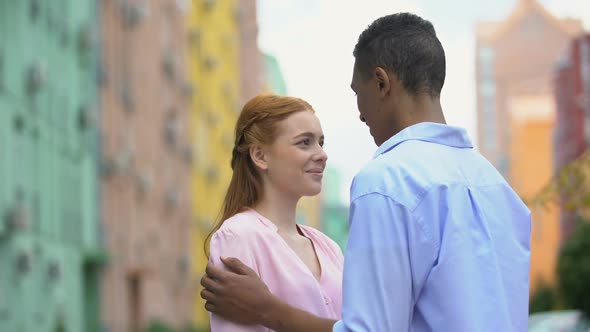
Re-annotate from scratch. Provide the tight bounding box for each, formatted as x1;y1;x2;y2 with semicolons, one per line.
299;138;311;146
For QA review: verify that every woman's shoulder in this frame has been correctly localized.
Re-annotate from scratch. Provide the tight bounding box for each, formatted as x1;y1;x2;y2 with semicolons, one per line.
215;209;271;238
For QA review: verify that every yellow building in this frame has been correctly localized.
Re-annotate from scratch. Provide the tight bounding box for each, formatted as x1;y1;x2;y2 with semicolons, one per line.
187;3;323;326
186;0;240;326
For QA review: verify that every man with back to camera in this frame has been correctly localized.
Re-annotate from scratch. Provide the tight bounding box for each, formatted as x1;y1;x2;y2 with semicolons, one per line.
200;12;531;332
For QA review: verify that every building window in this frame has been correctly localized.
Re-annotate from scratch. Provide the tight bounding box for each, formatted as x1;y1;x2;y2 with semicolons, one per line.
581;40;590;145
478;45;497;150
582;40;590;92
481;85;496;151
478;46;494;79
498;155;509;180
0;50;3;91
128;275;143;331
479;45;497;151
480;81;495;97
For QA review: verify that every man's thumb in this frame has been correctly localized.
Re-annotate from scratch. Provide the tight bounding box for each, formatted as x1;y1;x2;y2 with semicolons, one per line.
220;256;254;275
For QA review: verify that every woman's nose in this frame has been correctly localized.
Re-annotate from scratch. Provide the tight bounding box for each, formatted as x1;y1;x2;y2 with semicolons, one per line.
315;145;328;162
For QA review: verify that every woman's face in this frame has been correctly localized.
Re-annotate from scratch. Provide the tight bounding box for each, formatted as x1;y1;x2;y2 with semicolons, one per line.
263;111;328;198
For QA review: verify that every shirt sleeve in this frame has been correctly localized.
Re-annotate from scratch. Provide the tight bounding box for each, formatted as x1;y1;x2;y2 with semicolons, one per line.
333;193;436;332
208;229;268;332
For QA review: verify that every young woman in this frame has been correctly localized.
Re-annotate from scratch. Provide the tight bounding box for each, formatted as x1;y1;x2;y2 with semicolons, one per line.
206;94;343;331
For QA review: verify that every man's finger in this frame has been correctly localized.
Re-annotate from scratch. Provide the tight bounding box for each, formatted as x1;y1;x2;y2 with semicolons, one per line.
200;288;216;302
221;256;256;276
205;261;228;280
204;301;216;313
200;274;222;293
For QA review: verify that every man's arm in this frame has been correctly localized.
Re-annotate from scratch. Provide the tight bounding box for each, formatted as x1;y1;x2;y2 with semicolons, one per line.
201;257;336;332
333;193;436;331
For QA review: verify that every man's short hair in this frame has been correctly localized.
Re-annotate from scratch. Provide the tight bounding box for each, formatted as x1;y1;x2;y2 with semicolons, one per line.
353;13;446;98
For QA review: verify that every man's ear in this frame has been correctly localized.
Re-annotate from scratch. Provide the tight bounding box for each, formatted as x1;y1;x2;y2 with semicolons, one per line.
375;67;392;97
249;144;268;171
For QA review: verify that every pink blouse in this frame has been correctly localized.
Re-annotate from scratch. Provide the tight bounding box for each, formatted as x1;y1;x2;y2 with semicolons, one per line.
208;208;344;331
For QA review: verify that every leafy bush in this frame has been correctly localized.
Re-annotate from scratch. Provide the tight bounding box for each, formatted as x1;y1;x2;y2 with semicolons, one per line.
137;320;209;332
557;219;590;318
530;281;556;314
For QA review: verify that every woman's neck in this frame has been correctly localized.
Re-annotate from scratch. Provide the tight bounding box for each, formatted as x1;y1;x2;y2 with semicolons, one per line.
254;189;300;236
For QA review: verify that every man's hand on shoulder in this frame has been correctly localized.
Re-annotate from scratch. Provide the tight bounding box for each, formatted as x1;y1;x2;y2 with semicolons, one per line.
200;256;275;326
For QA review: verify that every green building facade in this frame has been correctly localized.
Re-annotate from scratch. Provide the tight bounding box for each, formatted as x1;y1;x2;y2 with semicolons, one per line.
0;1;102;331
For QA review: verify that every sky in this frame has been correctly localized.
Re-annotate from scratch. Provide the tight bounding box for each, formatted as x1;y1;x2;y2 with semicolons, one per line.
256;0;590;202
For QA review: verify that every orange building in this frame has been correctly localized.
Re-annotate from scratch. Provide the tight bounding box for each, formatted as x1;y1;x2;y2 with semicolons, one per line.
509;96;560;289
475;0;583;290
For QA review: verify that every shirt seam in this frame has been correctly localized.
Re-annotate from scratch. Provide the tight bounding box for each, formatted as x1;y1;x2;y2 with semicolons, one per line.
350;192;438;254
212;228;261;276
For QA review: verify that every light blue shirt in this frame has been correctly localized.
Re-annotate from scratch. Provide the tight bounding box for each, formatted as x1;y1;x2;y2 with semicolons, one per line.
333;122;531;332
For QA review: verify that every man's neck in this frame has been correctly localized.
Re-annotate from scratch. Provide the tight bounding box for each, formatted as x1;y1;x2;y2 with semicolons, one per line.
397;95;446;130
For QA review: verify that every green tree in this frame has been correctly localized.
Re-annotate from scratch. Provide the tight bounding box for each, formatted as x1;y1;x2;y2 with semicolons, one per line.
528;151;590;213
529;281;556;314
557;219;590;318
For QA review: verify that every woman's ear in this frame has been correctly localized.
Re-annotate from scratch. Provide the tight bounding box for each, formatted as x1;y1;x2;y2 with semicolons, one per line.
249;144;268;171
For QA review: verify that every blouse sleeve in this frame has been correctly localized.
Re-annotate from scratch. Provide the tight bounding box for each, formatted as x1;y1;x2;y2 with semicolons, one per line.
208;229;267;332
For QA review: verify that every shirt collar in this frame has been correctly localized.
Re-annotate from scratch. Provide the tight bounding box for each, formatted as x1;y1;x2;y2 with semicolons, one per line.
246;208;278;231
373;122;473;159
246;208;308;235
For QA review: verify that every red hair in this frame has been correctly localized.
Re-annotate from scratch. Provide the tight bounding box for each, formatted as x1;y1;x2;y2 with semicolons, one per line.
204;94;315;256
